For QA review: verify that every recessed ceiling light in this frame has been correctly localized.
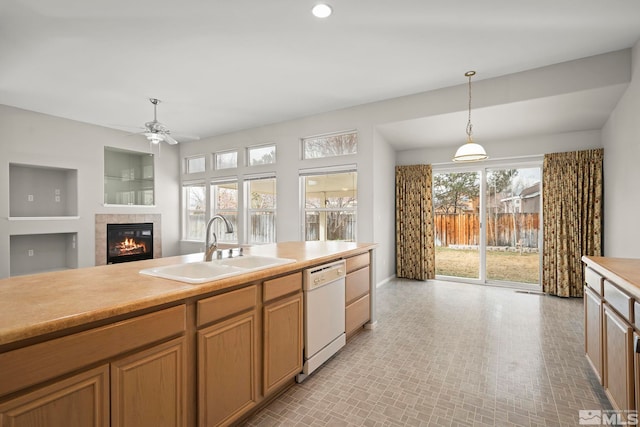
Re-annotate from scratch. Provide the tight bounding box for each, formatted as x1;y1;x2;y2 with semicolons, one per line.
312;3;332;18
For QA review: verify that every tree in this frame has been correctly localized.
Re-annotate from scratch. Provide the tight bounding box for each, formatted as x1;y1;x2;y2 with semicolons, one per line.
487;169;518;194
304;132;357;158
433;172;479;214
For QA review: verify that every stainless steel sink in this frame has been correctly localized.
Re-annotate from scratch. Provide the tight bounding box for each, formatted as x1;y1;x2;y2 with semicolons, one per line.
139;255;296;284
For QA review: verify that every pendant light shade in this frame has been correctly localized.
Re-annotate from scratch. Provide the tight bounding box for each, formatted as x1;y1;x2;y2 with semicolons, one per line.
453;141;488;162
453;71;488;162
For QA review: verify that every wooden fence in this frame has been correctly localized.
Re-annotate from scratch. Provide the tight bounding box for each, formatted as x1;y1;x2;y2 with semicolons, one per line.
435;213;539;248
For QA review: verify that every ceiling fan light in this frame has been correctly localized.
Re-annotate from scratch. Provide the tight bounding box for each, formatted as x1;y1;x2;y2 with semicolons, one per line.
453;141;488;162
144;132;163;144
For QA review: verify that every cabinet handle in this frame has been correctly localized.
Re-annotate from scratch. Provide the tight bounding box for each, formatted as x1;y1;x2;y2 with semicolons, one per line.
635;335;640;354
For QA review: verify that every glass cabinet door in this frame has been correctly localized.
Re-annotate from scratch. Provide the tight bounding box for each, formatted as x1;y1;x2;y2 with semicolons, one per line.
104;147;154;206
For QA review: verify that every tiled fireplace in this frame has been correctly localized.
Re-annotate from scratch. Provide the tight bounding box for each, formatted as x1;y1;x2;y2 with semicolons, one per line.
95;214;161;266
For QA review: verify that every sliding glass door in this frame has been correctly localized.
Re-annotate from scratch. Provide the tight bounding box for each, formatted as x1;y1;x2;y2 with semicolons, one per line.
433;171;481;279
485;167;541;285
434;163;542;288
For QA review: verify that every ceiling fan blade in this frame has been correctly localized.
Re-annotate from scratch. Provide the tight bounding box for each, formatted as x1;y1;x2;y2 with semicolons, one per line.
172;132;200;142
162;134;179;145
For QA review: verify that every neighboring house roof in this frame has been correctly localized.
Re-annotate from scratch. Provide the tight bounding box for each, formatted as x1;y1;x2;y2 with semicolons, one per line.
520;182;541;199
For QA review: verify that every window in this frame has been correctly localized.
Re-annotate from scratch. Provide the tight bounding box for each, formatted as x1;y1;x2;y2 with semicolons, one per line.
247;144;276;166
210;180;239;243
182;183;206;240
214;150;238;170
185;156;206;174
302;170;357;241
302;130;357;159
246;176;276;243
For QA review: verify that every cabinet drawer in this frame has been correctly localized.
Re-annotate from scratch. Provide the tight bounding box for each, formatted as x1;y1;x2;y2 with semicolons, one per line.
346;266;369;305
197;285;257;327
585;267;604;296
604;280;633;323
346;294;370;335
346;253;369;273
263;272;302;303
0;305;186;398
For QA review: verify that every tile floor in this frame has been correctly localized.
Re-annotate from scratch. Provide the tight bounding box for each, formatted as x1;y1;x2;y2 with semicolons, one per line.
245;279;612;426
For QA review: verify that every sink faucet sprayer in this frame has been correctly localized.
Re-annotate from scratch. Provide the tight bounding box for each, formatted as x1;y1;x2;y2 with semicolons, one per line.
204;215;234;261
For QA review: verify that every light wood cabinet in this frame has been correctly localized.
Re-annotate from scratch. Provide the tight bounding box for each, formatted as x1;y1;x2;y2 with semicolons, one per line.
603;304;634;412
635;332;640;412
0;305;186;427
111;337;187;427
584;285;603;384
197;288;258;427
263;291;303;396
0;365;110;427
345;253;371;337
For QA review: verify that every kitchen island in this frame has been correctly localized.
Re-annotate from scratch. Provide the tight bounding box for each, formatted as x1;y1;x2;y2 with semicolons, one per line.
0;241;376;427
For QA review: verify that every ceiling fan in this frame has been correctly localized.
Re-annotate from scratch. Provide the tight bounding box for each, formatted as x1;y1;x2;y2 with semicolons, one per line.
140;98;194;145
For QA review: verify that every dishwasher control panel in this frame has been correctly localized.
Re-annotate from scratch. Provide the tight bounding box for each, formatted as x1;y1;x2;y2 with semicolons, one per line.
303;259;346;291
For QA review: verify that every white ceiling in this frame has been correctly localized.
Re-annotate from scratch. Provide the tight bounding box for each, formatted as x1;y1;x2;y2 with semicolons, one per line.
2;0;640;150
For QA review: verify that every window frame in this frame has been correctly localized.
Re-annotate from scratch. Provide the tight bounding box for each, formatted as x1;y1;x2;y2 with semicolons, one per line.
300;165;357;242
214;149;238;171
210;178;239;243
245;174;277;244
247;143;277;166
301;129;358;160
182;181;207;241
185;155;206;174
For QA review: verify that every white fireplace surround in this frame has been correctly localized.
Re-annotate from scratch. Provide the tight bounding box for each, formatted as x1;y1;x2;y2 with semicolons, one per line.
95;214;161;266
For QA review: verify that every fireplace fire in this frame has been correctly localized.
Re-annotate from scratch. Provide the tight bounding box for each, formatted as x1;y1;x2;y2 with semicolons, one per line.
107;223;153;264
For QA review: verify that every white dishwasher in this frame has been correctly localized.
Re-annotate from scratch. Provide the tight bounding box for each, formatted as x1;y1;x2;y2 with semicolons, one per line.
296;259;346;383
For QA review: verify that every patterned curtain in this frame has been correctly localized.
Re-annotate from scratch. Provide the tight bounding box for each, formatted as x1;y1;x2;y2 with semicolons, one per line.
395;165;435;280
542;149;603;297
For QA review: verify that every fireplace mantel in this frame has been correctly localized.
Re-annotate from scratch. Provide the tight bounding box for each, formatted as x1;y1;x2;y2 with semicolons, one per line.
95;214;161;266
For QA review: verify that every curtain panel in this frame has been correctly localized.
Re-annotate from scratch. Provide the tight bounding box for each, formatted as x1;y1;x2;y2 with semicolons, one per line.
395;165;435;280
542;149;603;297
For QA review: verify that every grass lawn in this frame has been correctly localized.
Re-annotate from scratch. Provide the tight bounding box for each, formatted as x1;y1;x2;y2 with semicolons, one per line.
435;246;540;284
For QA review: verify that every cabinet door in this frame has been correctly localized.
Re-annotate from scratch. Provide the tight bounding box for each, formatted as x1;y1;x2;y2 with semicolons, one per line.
584;285;603;384
603;304;634;412
263;292;303;396
111;337;186;427
0;365;109;427
198;310;258;427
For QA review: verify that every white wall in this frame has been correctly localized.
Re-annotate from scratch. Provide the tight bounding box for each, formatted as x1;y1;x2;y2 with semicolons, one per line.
179;107;389;283
602;40;640;257
0;105;181;278
179;50;630;285
372;130;397;284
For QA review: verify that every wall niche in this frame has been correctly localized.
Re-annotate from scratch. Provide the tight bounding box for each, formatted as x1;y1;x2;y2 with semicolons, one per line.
9;164;78;218
10;233;78;276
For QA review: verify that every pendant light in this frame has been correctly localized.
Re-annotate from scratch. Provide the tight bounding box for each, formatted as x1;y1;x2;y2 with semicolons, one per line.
453;71;488;162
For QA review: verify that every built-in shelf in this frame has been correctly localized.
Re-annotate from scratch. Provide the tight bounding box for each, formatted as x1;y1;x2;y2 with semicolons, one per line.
10;233;78;277
8;216;81;221
104;147;155;206
9;163;78;217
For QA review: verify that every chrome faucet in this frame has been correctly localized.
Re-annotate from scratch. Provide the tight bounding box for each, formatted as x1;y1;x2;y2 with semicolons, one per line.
204;215;234;261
